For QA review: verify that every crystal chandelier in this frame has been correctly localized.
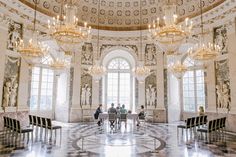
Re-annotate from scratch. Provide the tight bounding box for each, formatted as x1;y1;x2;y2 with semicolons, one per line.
17;2;48;65
168;61;187;79
188;0;220;62
88;0;106;82
50;57;70;74
48;0;91;45
148;0;192;55
133;0;151;83
88;61;106;82
133;62;151;83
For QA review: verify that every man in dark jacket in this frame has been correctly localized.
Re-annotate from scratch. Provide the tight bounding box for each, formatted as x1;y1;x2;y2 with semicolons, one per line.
94;104;103;126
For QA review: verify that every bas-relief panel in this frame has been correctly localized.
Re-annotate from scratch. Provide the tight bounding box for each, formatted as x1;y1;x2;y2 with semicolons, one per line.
145;44;156;66
80;68;92;108
69;67;74;107
2;56;21;108
81;43;93;65
215;59;231;112
145;72;157;109
100;44;138;58
7;20;23;51
213;25;228;55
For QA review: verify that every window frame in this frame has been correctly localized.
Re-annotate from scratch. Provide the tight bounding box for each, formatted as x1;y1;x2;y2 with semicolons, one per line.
182;58;207;113
30;66;55;111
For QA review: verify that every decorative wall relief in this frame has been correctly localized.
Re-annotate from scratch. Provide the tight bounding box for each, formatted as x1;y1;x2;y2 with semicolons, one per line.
145;44;156;66
145;72;157;108
81;43;93;65
215;59;231;112
164;69;168;110
7;20;23;51
69;67;74;107
213;25;228;55
100;44;138;58
2;56;21;108
80;68;92;108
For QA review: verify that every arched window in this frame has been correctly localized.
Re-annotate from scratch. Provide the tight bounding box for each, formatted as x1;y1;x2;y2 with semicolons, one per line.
106;58;132;110
182;57;206;112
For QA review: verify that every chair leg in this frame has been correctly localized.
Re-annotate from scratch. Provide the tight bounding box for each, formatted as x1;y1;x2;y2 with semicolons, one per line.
60;128;62;146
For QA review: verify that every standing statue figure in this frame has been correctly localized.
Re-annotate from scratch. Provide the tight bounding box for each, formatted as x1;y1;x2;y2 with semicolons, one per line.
216;84;222;108
150;87;156;106
146;88;150;106
10;82;18;107
7;24;21;50
85;87;91;105
222;83;230;109
81;87;86;105
3;81;11;107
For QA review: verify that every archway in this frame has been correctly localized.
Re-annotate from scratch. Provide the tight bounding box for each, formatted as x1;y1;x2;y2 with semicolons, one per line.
102;49;136;111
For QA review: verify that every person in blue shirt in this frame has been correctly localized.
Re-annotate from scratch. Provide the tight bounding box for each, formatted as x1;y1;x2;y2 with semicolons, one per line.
120;104;127;114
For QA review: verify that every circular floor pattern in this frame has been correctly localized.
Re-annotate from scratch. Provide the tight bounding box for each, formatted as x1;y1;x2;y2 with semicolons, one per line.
71;127;166;156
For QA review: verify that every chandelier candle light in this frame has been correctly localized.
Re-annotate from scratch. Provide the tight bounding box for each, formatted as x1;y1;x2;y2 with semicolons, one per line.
17;1;48;65
133;0;151;83
168;61;187;79
88;0;106;82
188;0;220;63
48;0;91;44
148;0;192;55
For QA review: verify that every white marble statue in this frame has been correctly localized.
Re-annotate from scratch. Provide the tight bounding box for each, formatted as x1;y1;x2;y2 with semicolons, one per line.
222;83;230;109
7;23;21;50
10;82;18;107
81;87;86;105
216;84;222;108
3;81;11;107
150;87;156;106
85;87;91;105
146;88;150;106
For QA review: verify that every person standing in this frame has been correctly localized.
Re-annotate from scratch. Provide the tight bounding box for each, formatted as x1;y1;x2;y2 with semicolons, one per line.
94;104;103;126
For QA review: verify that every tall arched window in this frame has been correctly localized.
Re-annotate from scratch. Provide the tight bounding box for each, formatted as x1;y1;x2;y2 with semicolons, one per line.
182;57;206;112
106;58;132;110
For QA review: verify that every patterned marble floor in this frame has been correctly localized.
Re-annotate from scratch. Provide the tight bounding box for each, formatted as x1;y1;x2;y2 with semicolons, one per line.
0;120;236;157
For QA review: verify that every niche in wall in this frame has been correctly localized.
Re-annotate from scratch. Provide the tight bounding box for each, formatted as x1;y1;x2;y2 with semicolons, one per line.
2;56;21;109
145;72;157;109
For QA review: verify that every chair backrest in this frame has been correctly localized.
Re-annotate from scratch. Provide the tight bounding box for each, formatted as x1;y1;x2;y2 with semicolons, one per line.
108;113;116;121
208;120;213;132
199;116;204;125
6;117;9;128
12;119;17;132
46;118;52;128
37;116;41;126
195;116;200;126
16;120;21;132
29;115;33;124
33;115;37;125
223;117;226;127
216;119;221;129
3;116;6;127
203;115;207;124
9;118;13;129
186;118;192;128
191;117;196;127
41;117;47;127
120;114;127;121
212;119;217;131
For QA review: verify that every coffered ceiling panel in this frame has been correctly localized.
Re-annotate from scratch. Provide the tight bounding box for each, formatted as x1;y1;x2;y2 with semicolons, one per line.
18;0;225;31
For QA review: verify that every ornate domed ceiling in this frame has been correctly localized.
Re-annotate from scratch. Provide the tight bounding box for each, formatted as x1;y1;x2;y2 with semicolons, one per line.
19;0;225;31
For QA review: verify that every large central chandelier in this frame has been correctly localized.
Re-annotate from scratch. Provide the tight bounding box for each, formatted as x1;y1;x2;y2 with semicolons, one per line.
133;0;151;83
88;0;106;82
17;2;48;65
188;0;220;63
48;0;91;45
148;1;192;55
168;61;187;79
